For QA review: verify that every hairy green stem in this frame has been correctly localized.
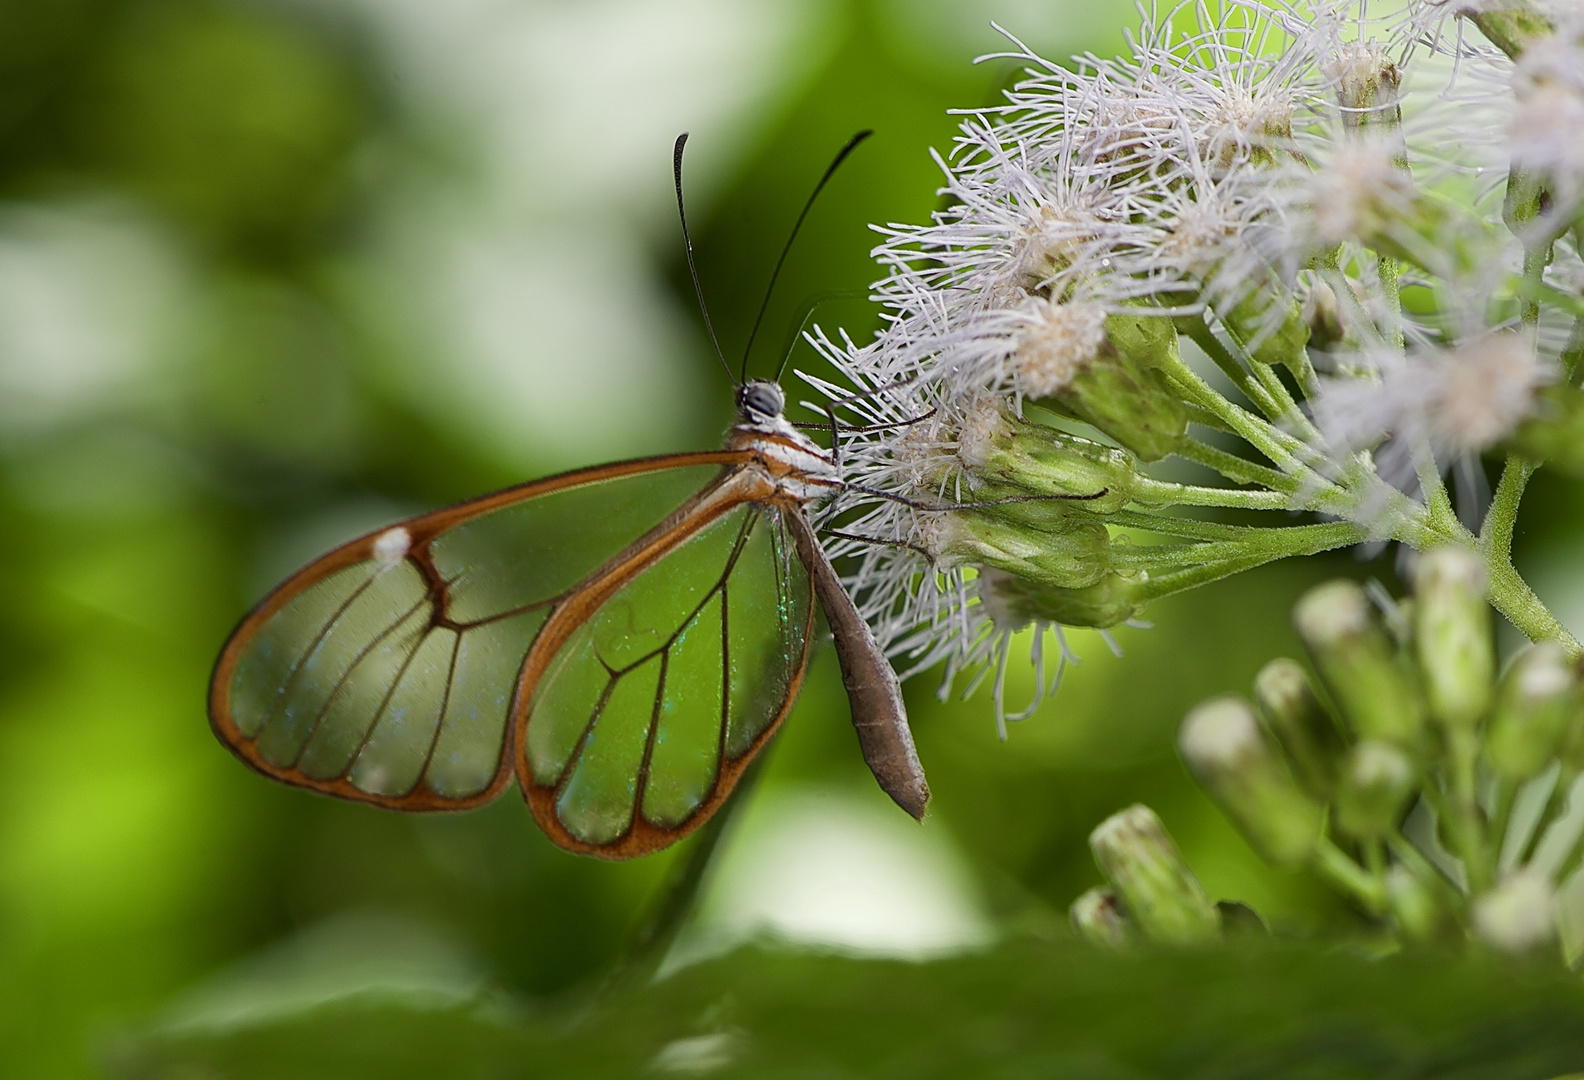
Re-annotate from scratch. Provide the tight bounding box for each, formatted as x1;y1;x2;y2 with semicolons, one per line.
1119;521;1368;603
1174;437;1299;492
1481;454;1581;655
1108;508;1266;542
1377;257;1406;352
1250;359;1324;443
1183;320;1287;422
1161;357;1328;484
1412;444;1460;536
1132;476;1291;510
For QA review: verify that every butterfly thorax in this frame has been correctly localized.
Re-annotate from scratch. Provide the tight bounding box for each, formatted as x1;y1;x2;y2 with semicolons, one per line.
726;378;838;504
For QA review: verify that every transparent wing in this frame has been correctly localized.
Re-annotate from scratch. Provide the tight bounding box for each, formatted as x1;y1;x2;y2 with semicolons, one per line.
518;503;814;858
209;454;746;811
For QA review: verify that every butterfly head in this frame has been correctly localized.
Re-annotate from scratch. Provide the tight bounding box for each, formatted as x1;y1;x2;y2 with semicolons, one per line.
736;379;785;424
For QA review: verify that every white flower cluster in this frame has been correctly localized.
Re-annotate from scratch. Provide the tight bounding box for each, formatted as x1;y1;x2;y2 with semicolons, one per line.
802;0;1583;728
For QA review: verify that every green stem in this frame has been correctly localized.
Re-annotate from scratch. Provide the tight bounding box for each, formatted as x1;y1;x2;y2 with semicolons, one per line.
1312;837;1389;914
1174;437;1299;492
1181;401;1238;435
1386;829;1464;893
1489;780;1517;871
1120;521;1368;603
1377;256;1406;352
1183;319;1287;421
1161;355;1333;488
1520;230;1552;331
1482;453;1534;563
1108;509;1268;542
1480;454;1582;655
1442;727;1491;895
1563;314;1584;387
1411;443;1459;536
1363;838;1387;881
1487;560;1581;657
1132;475;1292;510
1290;346;1321;400
1250;359;1324;443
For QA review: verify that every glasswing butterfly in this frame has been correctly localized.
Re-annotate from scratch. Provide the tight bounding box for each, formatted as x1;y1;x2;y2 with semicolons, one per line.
208;133;929;860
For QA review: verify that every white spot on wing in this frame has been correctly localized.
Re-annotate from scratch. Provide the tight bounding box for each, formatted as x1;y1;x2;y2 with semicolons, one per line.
373;527;412;570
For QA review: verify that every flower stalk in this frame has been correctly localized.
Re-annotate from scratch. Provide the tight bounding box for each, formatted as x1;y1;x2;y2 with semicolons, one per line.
1077;554;1584;959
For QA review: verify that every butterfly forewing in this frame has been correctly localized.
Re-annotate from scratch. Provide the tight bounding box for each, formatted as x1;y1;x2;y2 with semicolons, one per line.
210;455;745;811
520;502;813;857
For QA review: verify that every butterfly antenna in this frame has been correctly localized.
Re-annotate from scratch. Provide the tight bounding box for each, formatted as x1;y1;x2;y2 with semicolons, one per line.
741;129;873;384
673;133;736;386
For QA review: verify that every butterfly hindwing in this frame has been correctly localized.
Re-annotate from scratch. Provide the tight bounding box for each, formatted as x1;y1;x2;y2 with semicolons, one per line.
518;501;814;858
209;453;749;813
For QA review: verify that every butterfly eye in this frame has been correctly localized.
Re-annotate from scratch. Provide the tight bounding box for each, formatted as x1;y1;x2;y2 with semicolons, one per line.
738;381;784;422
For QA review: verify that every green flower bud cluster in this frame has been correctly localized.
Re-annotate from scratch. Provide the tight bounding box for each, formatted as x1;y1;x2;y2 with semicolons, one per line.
821;3;1584;727
1072;547;1584;959
941;407;1148;629
938;403;1368;632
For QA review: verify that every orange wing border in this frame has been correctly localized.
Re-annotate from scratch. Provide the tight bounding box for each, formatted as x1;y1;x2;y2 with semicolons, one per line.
515;485;817;859
208;450;755;813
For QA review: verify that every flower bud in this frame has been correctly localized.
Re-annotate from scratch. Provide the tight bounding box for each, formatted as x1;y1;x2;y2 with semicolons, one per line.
976;567;1143;630
925;509;1112;591
1039;355;1188;464
1293;580;1425;747
1179;696;1324;865
1088;805;1219;946
1473;868;1556;952
1015;302;1188;463
958;405;1138;514
1385;864;1459;943
1309;142;1494;278
1103;309;1179;370
1303;279;1346;352
1334;740;1417;841
1412;546;1495;729
1069;886;1133;948
1254;657;1344;800
1325;42;1403;140
1486;642;1576;781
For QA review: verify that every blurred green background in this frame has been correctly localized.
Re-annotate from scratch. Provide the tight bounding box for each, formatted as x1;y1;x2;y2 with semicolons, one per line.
4;0;1584;1076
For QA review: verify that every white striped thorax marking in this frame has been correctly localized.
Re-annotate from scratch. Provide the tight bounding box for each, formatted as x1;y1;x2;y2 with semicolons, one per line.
726;379;840;505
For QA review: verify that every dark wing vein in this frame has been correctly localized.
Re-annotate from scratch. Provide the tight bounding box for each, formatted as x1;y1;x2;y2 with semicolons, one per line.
633;651;670;815
415;633;465;784
556;507;762;809
283;587;433;766
264;571;380;736
328;620;432;781
553;672;624;789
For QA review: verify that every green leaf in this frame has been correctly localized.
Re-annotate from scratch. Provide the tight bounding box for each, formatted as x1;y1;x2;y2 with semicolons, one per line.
112;940;1584;1079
